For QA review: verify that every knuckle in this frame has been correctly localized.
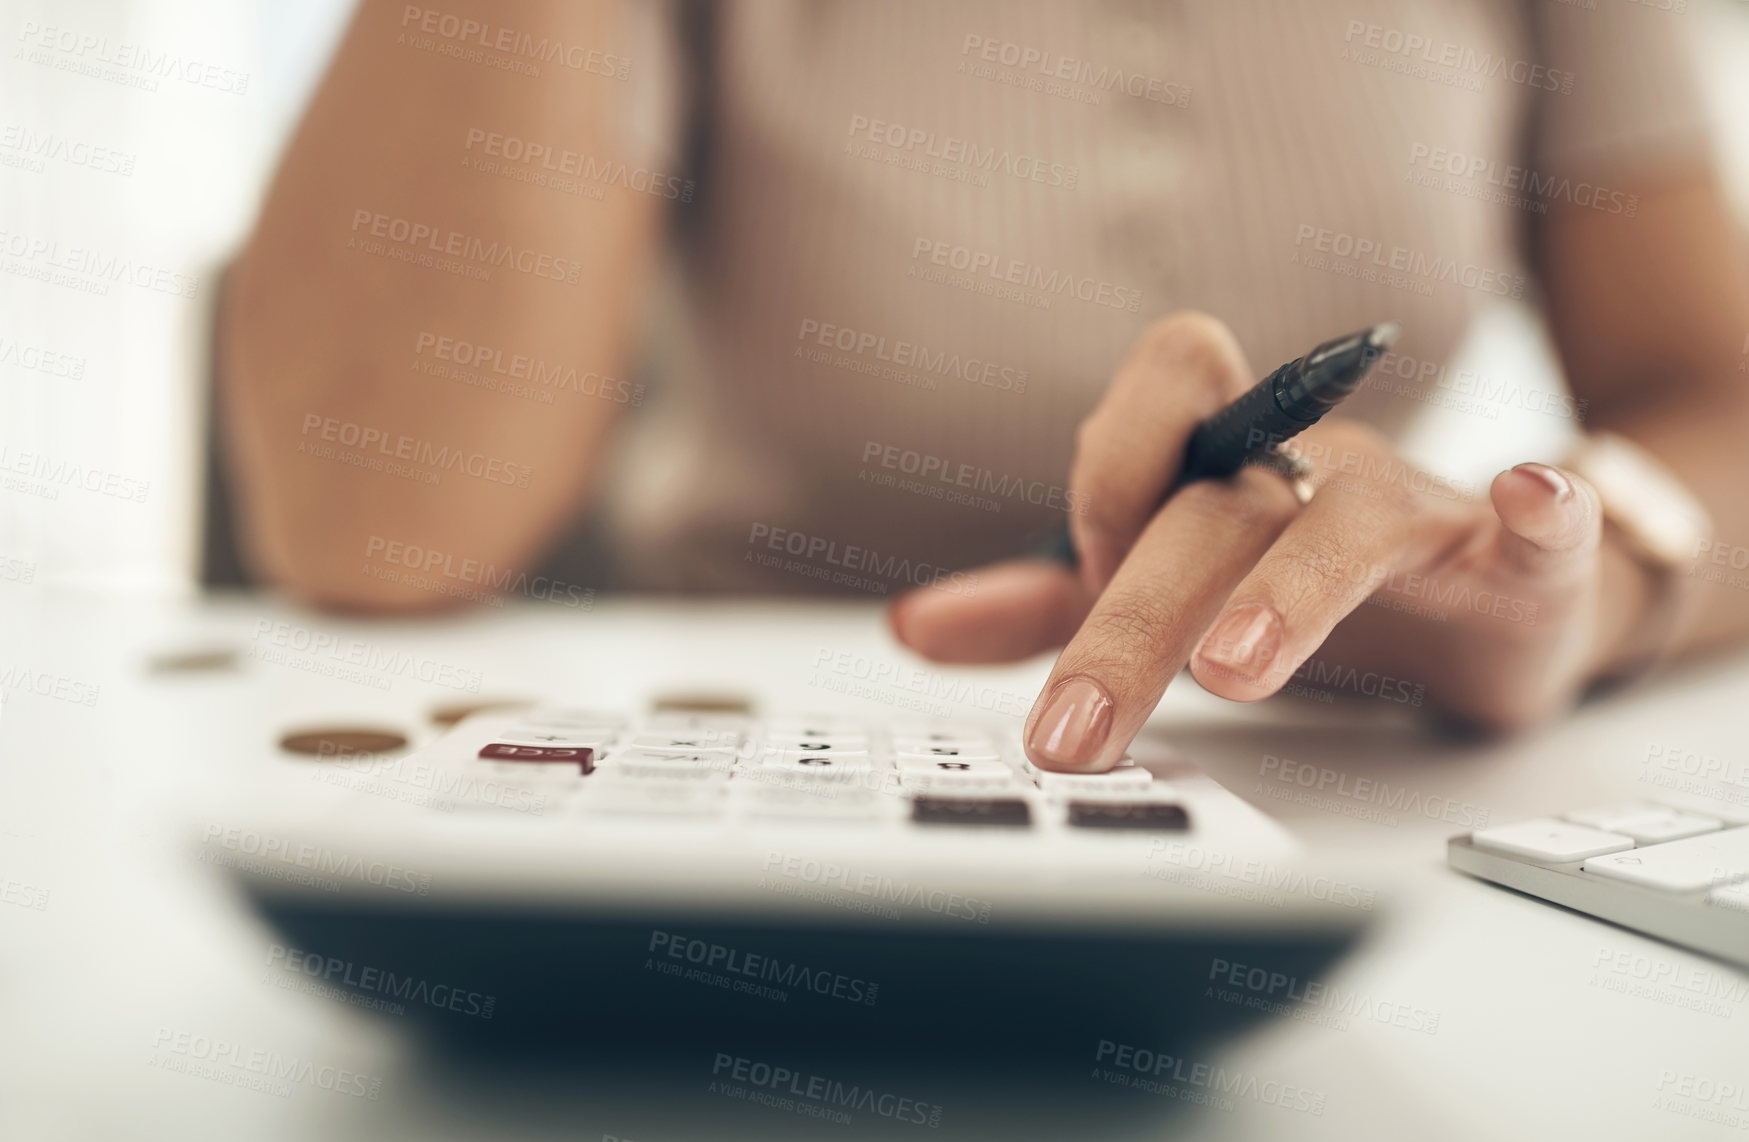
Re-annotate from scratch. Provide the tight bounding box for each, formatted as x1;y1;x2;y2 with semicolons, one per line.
1137;311;1246;397
1076;594;1181;664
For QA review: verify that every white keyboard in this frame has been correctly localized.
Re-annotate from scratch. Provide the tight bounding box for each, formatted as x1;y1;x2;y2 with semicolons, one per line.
1449;800;1749;966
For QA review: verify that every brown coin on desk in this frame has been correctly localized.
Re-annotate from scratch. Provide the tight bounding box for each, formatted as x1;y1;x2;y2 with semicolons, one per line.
278;726;409;759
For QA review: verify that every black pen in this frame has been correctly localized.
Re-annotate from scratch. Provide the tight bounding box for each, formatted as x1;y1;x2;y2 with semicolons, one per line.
1042;321;1401;564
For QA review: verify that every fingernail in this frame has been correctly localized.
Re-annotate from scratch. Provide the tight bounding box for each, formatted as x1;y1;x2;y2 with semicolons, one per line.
1197;603;1283;682
1515;463;1572;504
1027;676;1114;771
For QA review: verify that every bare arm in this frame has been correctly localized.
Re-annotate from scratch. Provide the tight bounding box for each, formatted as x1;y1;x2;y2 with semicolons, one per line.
219;0;665;611
1535;166;1749;660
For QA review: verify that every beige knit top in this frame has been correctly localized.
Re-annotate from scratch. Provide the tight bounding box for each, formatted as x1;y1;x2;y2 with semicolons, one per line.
582;0;1714;595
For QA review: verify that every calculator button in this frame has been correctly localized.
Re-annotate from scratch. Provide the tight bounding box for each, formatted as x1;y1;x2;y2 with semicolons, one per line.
1036;769;1155;795
478;760;589;786
1582;827;1749;892
1562;803;1667;831
912;796;1032;826
477;742;595;773
892;735;994;752
894;757;1010;778
1067;801;1189;830
599;750;735;778
743;784;884;821
578;781;728;816
496;730;611;747
1471;818;1634;863
894;746;1002;764
766;718;867;737
760;753;873;774
627;731;741;753
898;770;1022;794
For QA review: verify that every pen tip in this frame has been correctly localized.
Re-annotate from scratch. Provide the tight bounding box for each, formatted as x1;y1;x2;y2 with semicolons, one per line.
1367;321;1402;350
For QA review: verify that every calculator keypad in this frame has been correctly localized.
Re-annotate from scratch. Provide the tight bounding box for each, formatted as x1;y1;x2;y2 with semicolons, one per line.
443;710;1190;830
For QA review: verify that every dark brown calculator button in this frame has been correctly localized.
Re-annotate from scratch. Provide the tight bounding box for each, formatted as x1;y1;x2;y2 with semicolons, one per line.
279;727;408;758
1067;801;1190;830
478;742;595;774
912;797;1031;827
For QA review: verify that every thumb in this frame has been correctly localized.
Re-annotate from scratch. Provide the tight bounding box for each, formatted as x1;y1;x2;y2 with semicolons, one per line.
888;559;1091;664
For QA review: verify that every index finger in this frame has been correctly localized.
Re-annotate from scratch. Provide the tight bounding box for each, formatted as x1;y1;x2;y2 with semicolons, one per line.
1023;468;1302;771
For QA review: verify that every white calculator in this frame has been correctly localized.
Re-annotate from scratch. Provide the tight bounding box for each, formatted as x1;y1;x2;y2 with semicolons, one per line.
206;703;1376;1057
1449;800;1749;966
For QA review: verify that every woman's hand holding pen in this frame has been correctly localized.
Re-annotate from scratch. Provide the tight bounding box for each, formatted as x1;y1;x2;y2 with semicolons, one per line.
888;312;1650;772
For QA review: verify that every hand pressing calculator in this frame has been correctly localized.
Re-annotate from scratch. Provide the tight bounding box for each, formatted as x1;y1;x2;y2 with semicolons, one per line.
209;705;1375;1060
1449;801;1749;967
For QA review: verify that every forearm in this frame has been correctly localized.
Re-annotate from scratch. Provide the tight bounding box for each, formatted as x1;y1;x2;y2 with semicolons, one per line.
221;0;661;610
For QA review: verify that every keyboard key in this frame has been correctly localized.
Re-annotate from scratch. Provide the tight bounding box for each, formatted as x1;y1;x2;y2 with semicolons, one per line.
766;718;867;737
1563;804;1722;843
912;796;1031;827
1471;818;1634;863
1583;827;1749;892
1067;800;1189;830
892;734;994;752
1036;769;1155;795
763;745;872;766
477;742;595;774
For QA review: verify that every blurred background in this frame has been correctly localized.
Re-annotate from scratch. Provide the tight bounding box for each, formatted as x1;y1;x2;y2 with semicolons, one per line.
3;0;1749;597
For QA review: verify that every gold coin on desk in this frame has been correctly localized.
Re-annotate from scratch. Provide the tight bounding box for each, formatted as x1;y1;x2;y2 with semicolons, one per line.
278;727;409;759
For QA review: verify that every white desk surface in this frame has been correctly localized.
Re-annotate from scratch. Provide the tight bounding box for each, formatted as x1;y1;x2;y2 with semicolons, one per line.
2;590;1746;1142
